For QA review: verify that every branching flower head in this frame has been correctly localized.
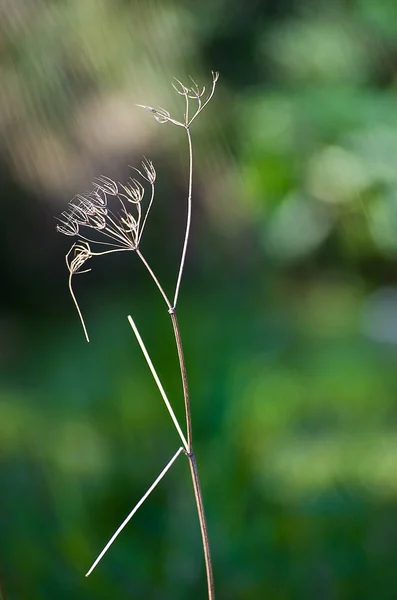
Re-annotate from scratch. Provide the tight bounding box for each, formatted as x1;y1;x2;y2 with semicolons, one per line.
56;157;156;252
56;158;156;341
64;240;92;342
66;240;92;276
137;71;219;128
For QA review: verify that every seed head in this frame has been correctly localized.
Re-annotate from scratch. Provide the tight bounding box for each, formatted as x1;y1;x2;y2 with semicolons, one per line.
66;241;92;275
56;158;157;252
138;71;219;128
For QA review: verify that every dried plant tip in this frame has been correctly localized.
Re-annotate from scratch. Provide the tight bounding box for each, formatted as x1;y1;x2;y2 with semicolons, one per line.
94;176;118;195
66;241;92;274
66;241;92;342
86;212;107;231
187;77;206;100
188;76;202;91
136;104;171;124
141;157;156;184
56;214;80;236
120;179;145;204
172;78;190;96
74;195;96;216
120;213;138;234
67;204;90;226
88;189;108;210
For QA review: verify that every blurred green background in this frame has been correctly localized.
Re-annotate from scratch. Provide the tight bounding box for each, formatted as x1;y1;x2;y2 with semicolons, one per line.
2;0;397;598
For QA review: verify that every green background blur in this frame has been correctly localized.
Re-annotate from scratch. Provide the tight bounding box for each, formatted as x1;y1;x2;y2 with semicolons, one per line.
2;1;397;598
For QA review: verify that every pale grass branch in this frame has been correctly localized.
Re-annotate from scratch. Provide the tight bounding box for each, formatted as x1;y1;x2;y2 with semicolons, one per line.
85;446;184;577
127;315;188;451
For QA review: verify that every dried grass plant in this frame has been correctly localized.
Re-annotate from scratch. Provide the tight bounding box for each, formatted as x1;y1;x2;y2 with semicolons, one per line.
56;72;219;599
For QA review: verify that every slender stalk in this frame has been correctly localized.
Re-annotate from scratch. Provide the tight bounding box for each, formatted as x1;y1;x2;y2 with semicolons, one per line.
173;127;193;309
137;179;155;245
169;310;192;449
187;452;214;600
68;272;90;343
136;249;172;310
187;72;219;128
169;308;215;600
